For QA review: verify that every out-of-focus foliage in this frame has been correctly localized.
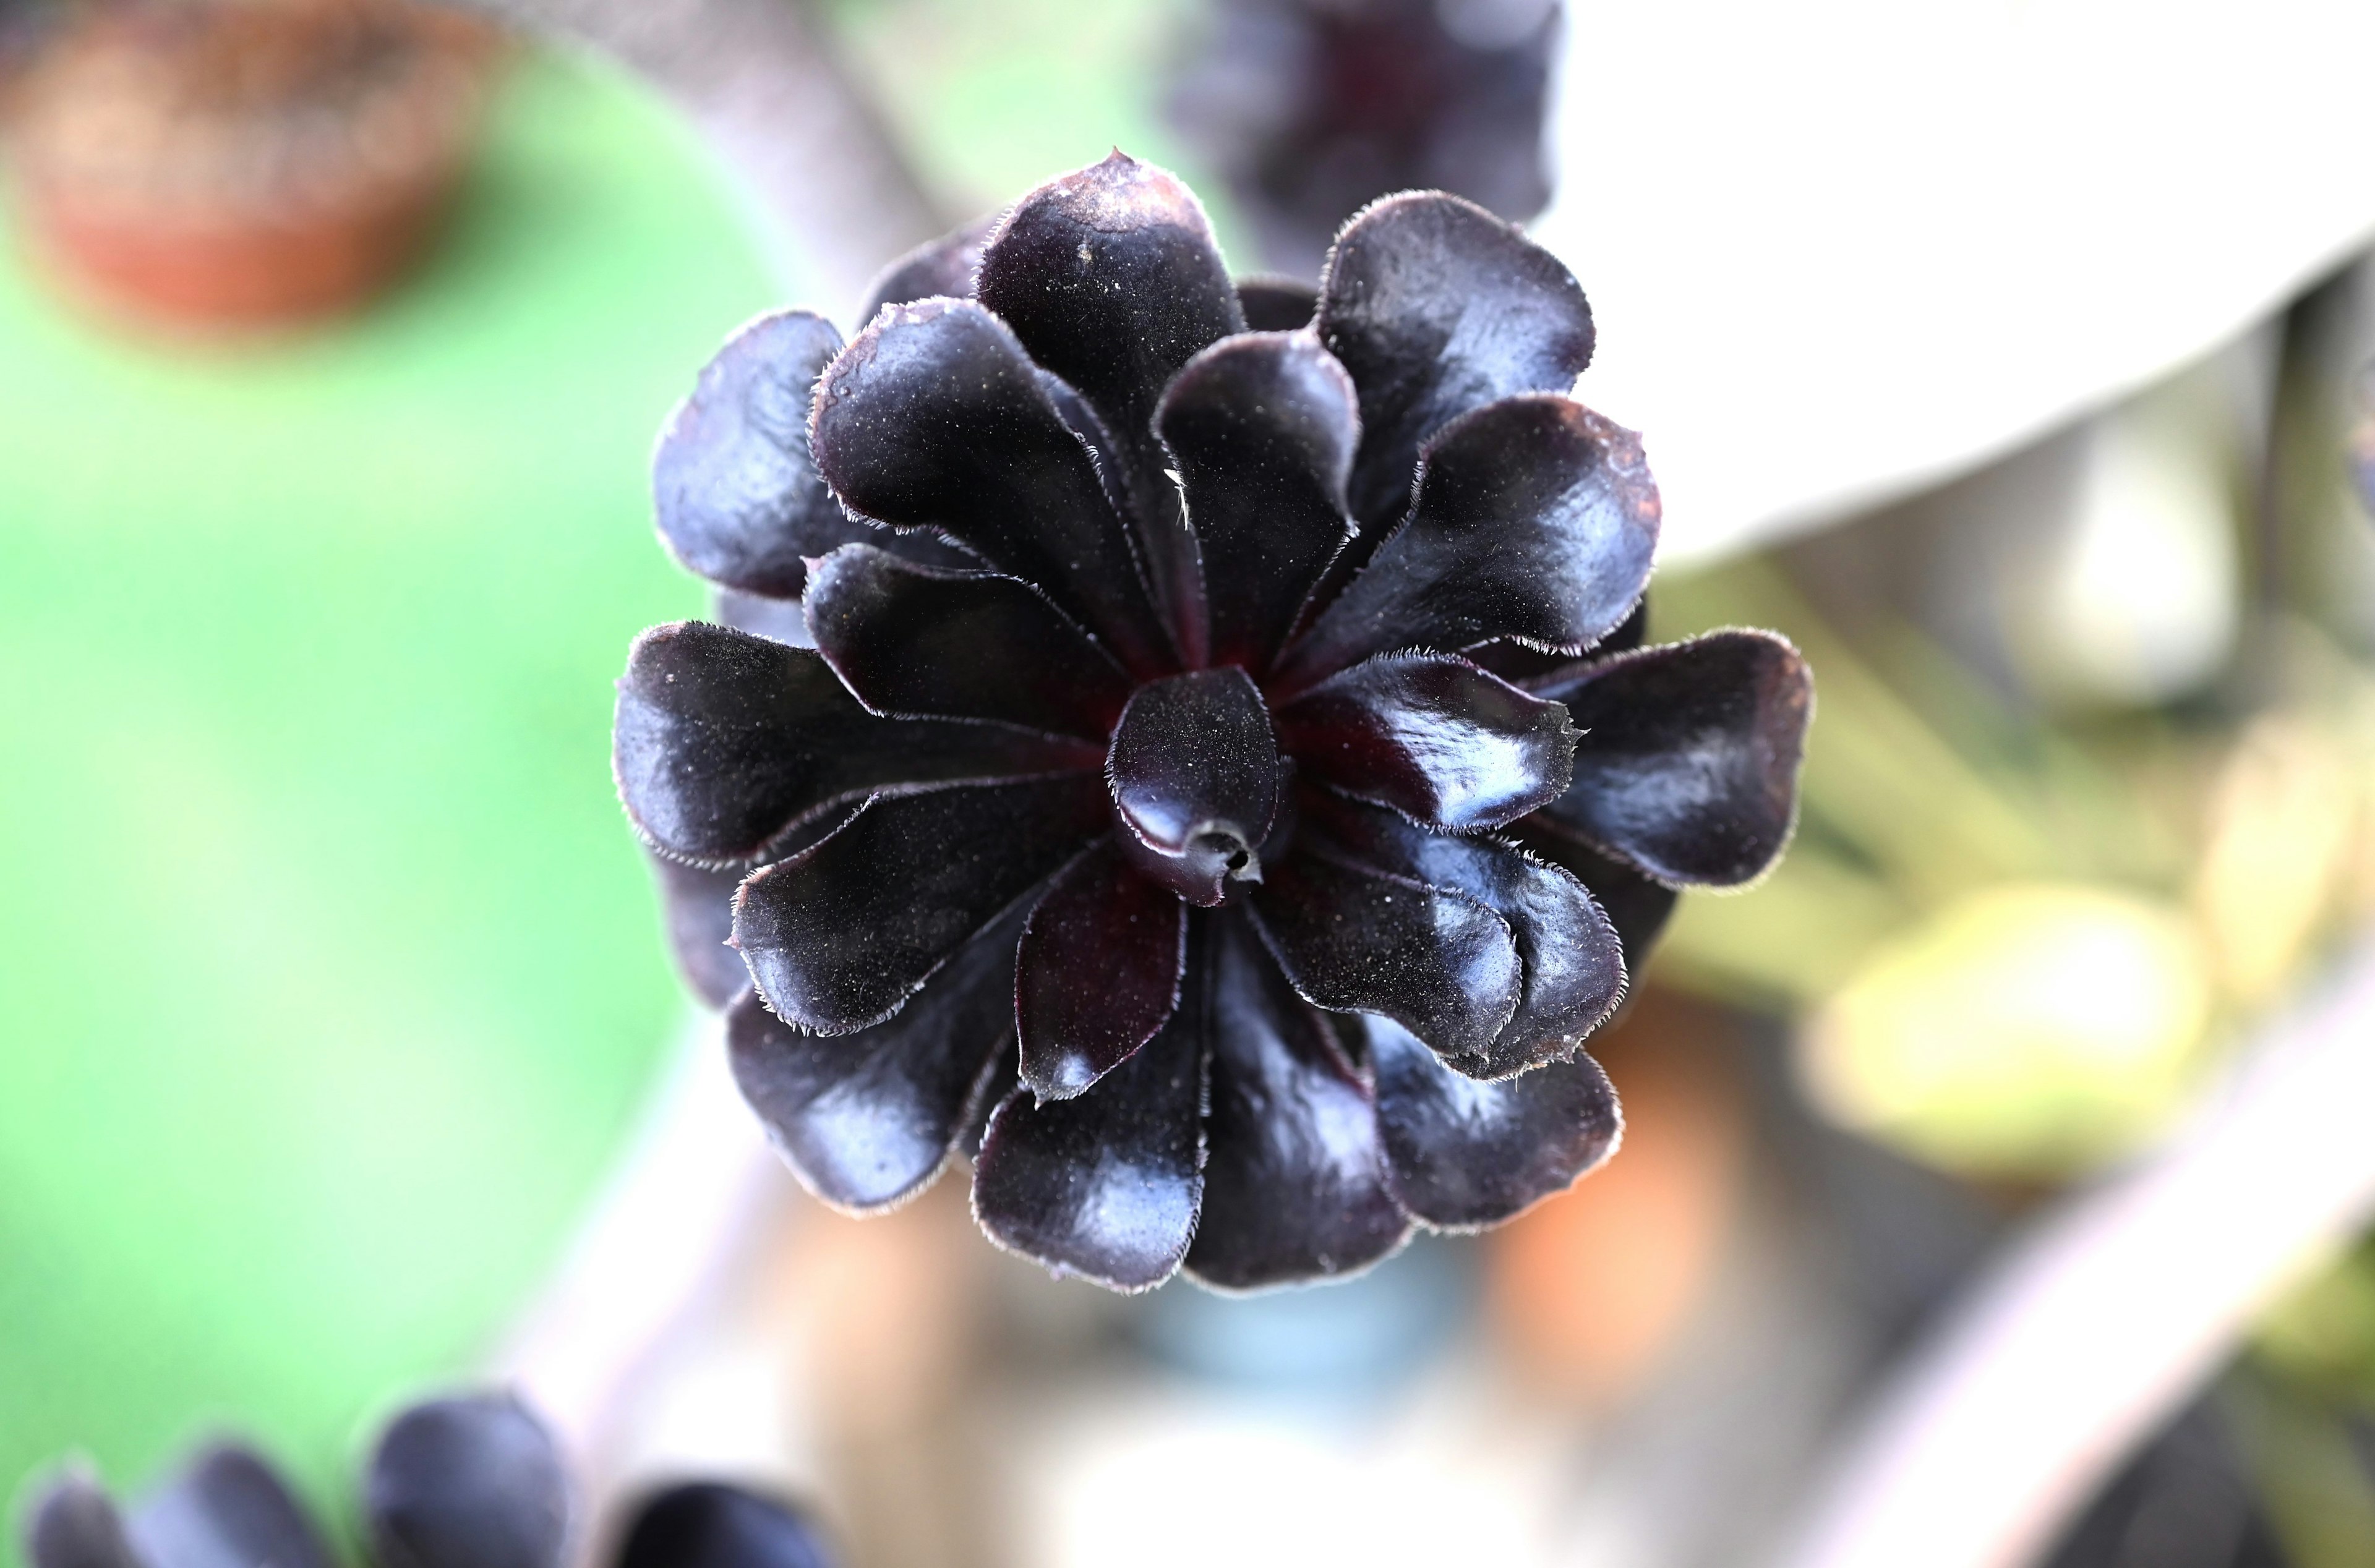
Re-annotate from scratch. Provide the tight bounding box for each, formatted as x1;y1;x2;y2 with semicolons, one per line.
0;56;775;1535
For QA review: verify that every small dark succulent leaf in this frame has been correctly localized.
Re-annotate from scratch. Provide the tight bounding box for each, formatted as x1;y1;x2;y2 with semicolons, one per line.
653;311;863;601
615;622;1097;865
24;1472;140;1568
956;1046;1020;1163
1304;792;1624;1079
1246;848;1519;1060
973;932;1210;1291
616;1485;830;1568
728;906;1022;1211
1107;668;1285;905
1471;595;1649;682
1368;1018;1620;1229
975;151;1246;654
1530;631;1813;887
1235;275;1318;332
647;852;751;1009
1016;840;1187;1100
860;214;997;322
1316;191;1595;530
810;297;1172;674
805;545;1133;738
1275;395;1660;690
1275;652;1575;832
364;1395;568;1568
735;776;1110;1034
1154;331;1359;670
1184;917;1411;1290
127;1446;332;1568
1513;824;1680;980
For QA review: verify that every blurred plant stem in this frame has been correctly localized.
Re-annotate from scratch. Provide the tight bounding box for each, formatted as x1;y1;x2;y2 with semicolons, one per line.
497;1013;783;1482
1778;927;2375;1568
448;0;949;310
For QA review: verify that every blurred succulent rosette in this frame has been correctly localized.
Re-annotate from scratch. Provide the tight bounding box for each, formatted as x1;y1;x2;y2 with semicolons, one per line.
4;0;503;330
20;1392;832;1568
614;152;1812;1292
1166;0;1560;276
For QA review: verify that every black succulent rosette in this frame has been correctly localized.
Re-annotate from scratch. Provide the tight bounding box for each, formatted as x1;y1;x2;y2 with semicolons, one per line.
616;152;1812;1292
1166;0;1560;276
20;1394;831;1568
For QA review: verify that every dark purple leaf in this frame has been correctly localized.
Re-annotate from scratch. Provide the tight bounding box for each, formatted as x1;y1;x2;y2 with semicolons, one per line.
805;544;1132;738
729;905;1020;1211
1016;840;1186;1099
1154;331;1359;670
1471;595;1649;681
1106;668;1285;905
734;776;1110;1033
647;852;750;1008
1275;652;1575;831
1369;1018;1620;1229
975;152;1246;657
810;297;1173;674
973;932;1210;1291
615;622;1097;864
1274;395;1659;691
24;1473;140;1568
956;1046;1019;1163
1185;918;1411;1289
651;310;854;600
1316;192;1594;529
1247;848;1518;1059
364;1397;568;1568
1236;275;1317;331
1513;825;1679;980
859;214;997;322
128;1446;330;1568
1304;792;1624;1079
1530;631;1812;886
616;1485;830;1568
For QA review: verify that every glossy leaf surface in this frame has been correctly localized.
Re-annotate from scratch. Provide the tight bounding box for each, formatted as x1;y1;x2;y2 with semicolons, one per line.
1515;825;1680;979
652;311;852;600
615;623;1094;864
129;1447;332;1568
364;1397;568;1568
1106;669;1284;905
976;152;1245;652
810;297;1170;673
1016;840;1187;1099
728;908;1020;1211
805;545;1132;737
1531;631;1813;886
734;776;1110;1033
1155;331;1359;670
974;946;1210;1291
1277;652;1574;831
1316;192;1595;528
1307;793;1624;1078
1186;919;1410;1289
1276;395;1659;689
1248;849;1518;1059
616;1485;830;1568
1369;1019;1620;1228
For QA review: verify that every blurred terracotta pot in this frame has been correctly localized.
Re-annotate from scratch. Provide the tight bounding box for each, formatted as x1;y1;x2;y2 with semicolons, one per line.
6;0;502;330
1484;989;1752;1407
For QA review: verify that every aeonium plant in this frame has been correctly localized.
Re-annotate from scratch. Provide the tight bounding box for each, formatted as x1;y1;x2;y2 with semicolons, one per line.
21;1392;832;1568
614;151;1813;1292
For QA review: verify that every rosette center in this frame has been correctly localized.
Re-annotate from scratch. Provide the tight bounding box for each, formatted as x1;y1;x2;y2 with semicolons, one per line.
1106;668;1285;906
